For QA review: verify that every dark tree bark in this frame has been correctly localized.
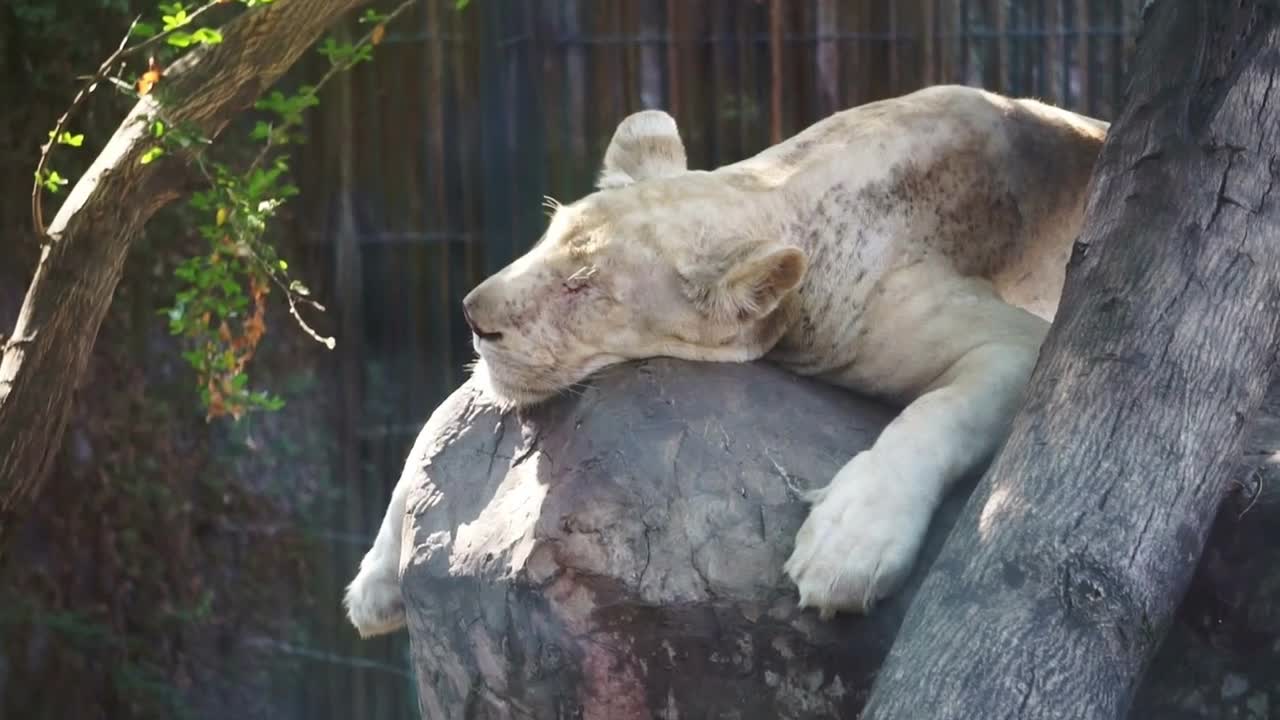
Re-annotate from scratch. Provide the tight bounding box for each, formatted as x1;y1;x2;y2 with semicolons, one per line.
863;3;1280;719
0;0;374;544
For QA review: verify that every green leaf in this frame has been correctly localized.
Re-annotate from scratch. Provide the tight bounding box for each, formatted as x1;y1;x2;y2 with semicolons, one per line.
131;21;158;38
48;130;85;147
161;9;189;31
189;190;214;211
151;120;166;138
140;146;165;164
166;30;194;48
320;40;354;67
167;308;186;333
170;127;195;148
254;90;286;113
37;169;69;193
191;27;223;45
455;0;472;9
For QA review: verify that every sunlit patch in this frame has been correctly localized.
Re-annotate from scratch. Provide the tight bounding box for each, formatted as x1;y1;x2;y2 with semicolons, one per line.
450;448;549;574
978;485;1012;540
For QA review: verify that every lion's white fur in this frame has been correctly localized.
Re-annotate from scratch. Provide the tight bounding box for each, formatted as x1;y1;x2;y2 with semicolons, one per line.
346;85;1107;635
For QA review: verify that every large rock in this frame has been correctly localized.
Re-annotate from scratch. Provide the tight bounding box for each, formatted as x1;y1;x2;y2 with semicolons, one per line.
398;358;1280;719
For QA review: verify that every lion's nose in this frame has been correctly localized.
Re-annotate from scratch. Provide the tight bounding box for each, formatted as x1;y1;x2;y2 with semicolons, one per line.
462;289;504;342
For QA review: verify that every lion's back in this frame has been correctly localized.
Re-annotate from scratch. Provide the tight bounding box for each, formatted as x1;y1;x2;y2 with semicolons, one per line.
777;85;1107;322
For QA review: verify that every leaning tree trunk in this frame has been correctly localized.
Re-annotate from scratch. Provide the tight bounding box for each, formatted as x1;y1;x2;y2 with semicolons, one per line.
0;0;373;545
864;3;1280;719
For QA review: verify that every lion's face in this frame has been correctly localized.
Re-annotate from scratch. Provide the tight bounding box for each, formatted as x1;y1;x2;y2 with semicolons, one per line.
463;111;808;406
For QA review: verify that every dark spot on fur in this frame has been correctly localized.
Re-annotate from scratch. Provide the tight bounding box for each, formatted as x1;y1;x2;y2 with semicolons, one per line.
770;99;1103;371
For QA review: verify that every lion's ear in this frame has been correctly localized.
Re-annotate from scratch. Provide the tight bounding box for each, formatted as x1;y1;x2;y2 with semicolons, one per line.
597;110;688;189
694;246;808;322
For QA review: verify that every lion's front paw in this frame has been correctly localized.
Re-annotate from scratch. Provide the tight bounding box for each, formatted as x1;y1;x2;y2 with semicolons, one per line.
783;452;931;619
344;561;406;638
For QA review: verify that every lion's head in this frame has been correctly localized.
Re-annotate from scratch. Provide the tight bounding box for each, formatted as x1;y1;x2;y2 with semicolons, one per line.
463;110;808;406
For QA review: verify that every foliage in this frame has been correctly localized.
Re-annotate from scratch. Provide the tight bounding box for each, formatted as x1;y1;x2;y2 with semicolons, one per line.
32;0;424;420
1;1;445;717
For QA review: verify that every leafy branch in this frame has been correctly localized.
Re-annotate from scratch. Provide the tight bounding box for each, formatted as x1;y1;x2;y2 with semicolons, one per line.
31;0;434;420
30;0;230;236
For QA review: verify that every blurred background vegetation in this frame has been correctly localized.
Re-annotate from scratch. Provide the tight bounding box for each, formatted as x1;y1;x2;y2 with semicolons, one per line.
0;1;1141;718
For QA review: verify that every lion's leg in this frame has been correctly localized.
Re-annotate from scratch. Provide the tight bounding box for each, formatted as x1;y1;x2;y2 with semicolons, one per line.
344;474;411;637
784;280;1047;617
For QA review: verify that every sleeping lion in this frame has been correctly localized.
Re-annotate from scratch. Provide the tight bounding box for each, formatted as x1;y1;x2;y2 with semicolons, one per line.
345;84;1107;637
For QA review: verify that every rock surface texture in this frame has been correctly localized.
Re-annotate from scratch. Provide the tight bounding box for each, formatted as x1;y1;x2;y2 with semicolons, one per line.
398;359;1280;719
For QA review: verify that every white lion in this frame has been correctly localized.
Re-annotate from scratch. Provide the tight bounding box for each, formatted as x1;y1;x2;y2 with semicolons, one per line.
346;85;1107;636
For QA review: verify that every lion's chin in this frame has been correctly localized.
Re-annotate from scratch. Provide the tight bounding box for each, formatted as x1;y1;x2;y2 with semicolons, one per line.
469;358;566;409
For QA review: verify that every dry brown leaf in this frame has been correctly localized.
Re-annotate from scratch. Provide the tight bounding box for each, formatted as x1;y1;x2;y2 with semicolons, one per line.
136;56;163;96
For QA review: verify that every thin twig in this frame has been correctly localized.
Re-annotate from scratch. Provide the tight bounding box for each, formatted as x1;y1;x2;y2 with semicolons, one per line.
242;637;415;679
31;0;225;239
284;292;336;349
243;125;277;176
242;0;422;178
31;13;140;237
312;0;423;93
1235;467;1264;518
246;250;334;348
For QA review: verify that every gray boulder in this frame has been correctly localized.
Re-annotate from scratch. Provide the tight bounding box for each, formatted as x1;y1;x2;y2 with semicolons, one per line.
398;358;1280;719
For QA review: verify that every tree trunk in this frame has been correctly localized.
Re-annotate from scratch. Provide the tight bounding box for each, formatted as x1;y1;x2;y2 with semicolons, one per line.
864;3;1280;718
0;0;372;545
